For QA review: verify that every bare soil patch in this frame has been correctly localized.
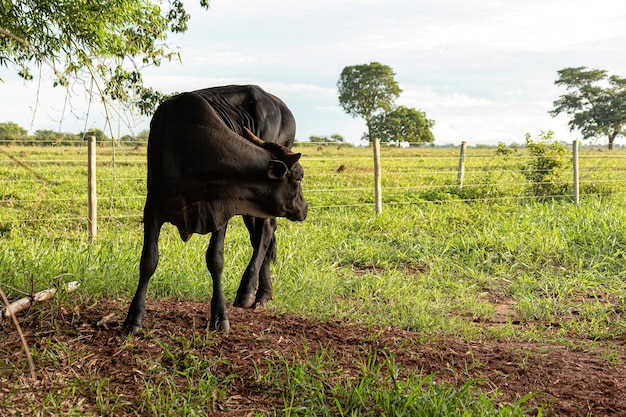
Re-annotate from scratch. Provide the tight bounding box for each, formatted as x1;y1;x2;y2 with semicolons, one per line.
1;298;625;416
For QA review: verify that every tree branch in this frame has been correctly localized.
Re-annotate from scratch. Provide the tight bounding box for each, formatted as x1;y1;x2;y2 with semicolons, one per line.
0;27;62;79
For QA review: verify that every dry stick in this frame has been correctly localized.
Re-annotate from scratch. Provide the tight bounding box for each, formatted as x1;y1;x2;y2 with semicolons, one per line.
29;64;44;131
0;286;36;380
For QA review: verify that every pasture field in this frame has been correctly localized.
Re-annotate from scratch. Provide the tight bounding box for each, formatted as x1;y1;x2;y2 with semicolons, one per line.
1;143;626;415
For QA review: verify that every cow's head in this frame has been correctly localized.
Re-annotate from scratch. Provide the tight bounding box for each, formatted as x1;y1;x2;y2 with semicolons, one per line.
243;128;308;222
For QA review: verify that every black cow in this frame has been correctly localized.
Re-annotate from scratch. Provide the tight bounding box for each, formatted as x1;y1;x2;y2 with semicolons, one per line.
123;86;307;335
190;85;297;311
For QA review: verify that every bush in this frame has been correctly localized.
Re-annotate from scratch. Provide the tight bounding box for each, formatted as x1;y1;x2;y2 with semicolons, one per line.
520;131;570;200
580;181;615;197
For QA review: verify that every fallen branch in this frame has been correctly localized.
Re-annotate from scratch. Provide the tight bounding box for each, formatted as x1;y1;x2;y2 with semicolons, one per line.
0;286;36;379
2;281;80;318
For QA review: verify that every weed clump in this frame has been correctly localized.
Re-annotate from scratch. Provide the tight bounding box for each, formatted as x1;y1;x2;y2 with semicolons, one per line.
519;131;570;200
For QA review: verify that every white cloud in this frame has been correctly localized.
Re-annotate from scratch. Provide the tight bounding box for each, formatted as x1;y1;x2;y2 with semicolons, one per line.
399;86;492;109
261;83;336;96
184;51;256;66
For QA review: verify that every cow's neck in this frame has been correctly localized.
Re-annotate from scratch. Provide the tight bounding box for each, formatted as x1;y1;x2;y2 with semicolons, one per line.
161;131;278;236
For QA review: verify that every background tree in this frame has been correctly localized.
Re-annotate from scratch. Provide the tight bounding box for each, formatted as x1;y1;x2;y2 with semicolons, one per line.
137;129;150;142
0;122;28;141
0;0;209;116
337;62;401;143
120;129;149;146
369;106;435;144
34;129;65;145
550;67;626;150
80;128;109;144
309;134;345;143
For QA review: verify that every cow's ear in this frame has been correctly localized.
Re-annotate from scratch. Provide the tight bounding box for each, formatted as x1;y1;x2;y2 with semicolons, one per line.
284;152;301;168
267;160;288;179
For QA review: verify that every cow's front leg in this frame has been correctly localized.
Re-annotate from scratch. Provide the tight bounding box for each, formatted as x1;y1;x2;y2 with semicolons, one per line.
207;225;230;332
235;217;276;308
123;203;162;335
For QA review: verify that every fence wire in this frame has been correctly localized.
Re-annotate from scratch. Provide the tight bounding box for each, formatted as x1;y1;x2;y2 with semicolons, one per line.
1;144;625;234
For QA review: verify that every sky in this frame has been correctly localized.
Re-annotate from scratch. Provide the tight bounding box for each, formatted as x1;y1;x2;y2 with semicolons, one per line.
2;0;626;146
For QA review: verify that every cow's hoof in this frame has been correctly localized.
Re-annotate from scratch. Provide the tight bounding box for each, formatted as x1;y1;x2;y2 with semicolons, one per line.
234;293;256;309
254;294;272;309
122;322;141;336
219;319;230;333
210;319;230;333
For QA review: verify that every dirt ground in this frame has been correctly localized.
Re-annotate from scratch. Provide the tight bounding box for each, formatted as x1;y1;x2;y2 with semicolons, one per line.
1;297;625;416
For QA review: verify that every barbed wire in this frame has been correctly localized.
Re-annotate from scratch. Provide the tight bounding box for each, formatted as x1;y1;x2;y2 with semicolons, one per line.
5;189;626;226
1;145;625;229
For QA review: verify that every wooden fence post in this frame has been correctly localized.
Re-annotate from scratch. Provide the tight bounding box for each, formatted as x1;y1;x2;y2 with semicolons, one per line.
572;140;579;205
87;135;97;240
373;137;382;214
457;141;467;190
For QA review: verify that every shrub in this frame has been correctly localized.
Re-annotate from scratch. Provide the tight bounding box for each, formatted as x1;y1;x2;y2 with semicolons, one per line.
520;131;570;200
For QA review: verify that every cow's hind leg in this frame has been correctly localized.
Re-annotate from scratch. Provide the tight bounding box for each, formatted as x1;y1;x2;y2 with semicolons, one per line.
234;216;276;308
123;202;162;335
207;225;230;332
255;218;277;308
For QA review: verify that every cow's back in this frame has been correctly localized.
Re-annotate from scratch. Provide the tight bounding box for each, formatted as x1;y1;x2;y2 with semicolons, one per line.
192;85;296;148
145;92;238;190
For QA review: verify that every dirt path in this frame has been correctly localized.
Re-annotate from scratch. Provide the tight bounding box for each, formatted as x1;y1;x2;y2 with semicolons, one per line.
1;298;625;416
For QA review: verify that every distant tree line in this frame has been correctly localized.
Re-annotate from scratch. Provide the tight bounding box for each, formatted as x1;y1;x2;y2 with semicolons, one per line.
308;134;345;143
0;122;149;146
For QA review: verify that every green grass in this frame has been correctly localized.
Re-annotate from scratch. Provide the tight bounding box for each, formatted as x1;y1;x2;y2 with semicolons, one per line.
4;198;624;341
1;334;540;416
259;349;538;416
1;144;626;414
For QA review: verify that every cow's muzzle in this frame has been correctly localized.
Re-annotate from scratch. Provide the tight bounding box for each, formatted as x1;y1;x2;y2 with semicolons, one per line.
287;201;308;222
